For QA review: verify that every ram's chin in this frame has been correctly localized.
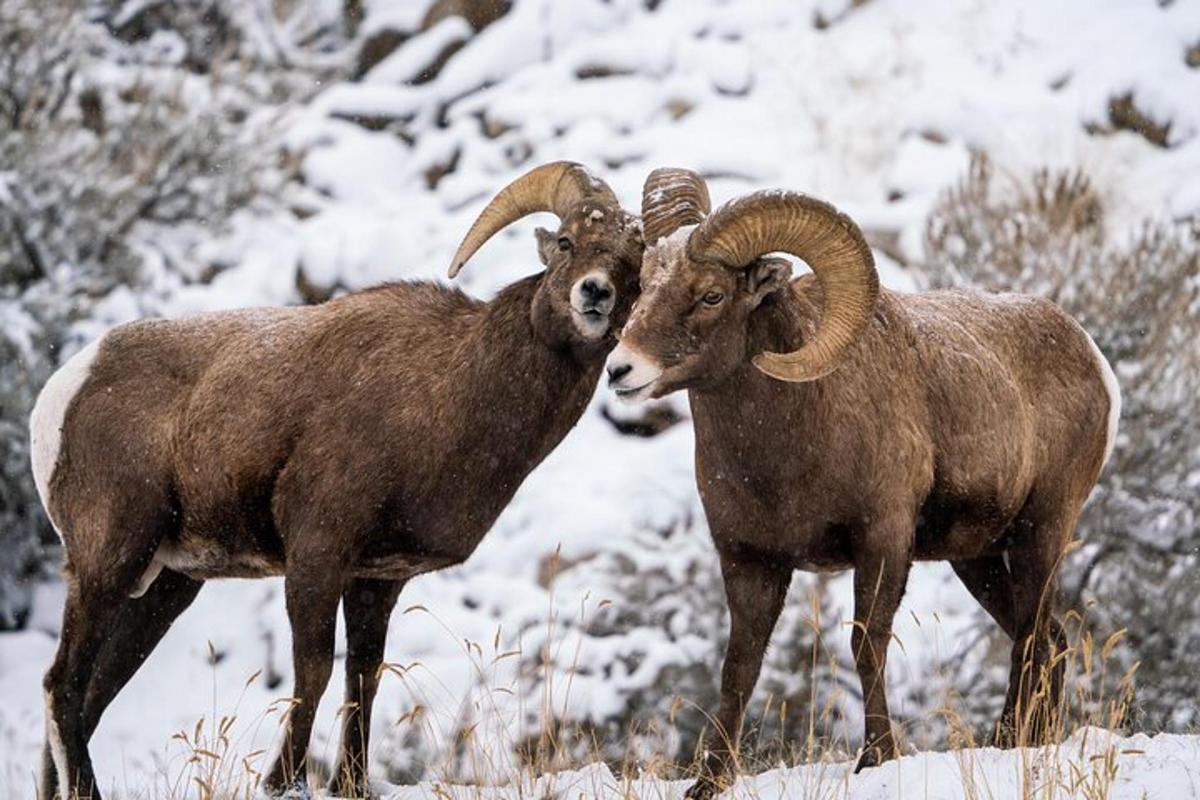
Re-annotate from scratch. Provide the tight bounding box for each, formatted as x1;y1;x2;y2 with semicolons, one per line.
613;382;657;404
571;310;610;341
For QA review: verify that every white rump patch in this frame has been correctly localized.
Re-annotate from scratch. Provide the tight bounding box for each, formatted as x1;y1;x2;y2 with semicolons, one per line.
1082;330;1121;465
30;336;103;536
44;688;67;790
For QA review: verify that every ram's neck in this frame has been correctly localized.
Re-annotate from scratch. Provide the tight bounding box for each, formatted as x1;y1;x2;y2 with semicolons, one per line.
688;279;826;469
452;274;602;483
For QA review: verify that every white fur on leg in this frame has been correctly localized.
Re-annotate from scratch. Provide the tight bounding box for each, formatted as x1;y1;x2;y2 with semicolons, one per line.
29;336;103;536
44;688;68;794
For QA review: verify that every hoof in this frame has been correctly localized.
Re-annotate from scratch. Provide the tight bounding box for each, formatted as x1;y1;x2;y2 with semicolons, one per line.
683;778;720;800
261;779;313;800
854;749;879;773
854;744;896;773
994;719;1018;749
329;778;376;800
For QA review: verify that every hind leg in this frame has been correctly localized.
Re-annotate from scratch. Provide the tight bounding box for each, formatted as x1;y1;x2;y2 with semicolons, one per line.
952;555;1017;638
952;555;1022;745
41;506;166;799
80;570;204;735
998;506;1076;747
44;581;139;799
41;569;202;799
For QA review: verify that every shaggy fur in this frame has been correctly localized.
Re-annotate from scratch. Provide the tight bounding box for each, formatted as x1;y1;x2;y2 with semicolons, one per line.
611;251;1117;797
34;197;642;799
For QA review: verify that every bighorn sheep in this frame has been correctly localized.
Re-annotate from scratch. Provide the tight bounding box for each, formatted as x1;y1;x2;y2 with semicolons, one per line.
30;162;642;799
606;169;1119;795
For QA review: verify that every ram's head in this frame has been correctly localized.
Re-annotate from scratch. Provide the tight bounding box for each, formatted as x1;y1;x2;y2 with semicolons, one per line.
449;162;643;351
607;168;879;401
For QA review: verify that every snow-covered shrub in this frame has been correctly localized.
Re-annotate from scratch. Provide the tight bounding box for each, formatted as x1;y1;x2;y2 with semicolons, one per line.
923;155;1200;731
0;0;334;628
93;0;354;71
507;520;850;776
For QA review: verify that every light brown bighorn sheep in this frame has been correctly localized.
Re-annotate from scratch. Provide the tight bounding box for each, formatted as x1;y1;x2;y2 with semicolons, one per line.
606;168;1119;797
30;162;642;799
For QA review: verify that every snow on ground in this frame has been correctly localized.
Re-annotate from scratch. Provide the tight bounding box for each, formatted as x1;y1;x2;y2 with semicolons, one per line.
388;729;1200;800
3;0;1200;795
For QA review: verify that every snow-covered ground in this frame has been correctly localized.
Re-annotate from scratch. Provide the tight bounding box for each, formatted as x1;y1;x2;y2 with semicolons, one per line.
3;0;1200;796
398;729;1200;800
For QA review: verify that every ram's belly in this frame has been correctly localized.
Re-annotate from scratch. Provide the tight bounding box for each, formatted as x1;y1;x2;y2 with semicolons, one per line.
913;459;1031;561
148;535;461;585
913;501;1015;561
154;535;285;580
351;552;460;580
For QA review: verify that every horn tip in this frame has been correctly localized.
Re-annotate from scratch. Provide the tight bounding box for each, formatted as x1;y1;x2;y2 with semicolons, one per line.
448;260;464;279
752;352;828;384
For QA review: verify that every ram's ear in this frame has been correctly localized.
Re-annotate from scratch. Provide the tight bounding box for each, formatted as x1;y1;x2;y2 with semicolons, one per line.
746;257;792;305
534;227;556;266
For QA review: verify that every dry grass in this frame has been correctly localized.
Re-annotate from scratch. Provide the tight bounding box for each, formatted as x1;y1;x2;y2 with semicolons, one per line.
110;570;1147;800
923;154;1199;731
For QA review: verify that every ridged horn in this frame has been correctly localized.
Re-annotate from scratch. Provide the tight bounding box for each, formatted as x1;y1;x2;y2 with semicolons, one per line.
641;167;711;245
689;191;879;382
448;161;618;278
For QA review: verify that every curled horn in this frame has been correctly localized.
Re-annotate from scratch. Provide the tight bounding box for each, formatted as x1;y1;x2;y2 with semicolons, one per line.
641;167;711;245
689;191;879;382
448;161;618;278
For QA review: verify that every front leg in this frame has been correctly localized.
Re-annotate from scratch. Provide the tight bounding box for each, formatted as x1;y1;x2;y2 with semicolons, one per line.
850;519;912;772
686;555;790;800
265;560;346;796
331;578;406;798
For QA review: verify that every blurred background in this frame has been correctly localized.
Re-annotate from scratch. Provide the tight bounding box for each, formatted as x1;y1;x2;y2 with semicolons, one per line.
1;0;1197;793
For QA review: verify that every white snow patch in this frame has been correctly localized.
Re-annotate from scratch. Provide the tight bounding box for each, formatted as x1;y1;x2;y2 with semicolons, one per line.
366;16;473;86
374;729;1200;800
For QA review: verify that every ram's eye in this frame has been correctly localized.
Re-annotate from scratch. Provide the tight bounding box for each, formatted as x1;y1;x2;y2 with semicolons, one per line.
557;237;573;252
702;291;724;306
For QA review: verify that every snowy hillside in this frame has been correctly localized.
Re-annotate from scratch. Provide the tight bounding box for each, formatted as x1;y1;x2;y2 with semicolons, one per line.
2;0;1199;796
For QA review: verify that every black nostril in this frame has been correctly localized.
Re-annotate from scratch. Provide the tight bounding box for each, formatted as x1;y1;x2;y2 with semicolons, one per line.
581;278;613;302
607;363;633;384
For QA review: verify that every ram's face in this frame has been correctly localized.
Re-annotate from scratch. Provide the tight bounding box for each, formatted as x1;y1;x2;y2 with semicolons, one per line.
604;230;791;402
446;161;644;356
532;201;643;348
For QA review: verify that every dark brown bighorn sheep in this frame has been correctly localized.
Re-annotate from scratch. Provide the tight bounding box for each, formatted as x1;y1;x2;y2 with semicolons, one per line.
607;168;1119;796
30;161;642;799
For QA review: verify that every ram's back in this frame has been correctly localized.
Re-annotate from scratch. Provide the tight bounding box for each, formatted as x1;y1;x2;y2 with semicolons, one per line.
34;282;481;557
